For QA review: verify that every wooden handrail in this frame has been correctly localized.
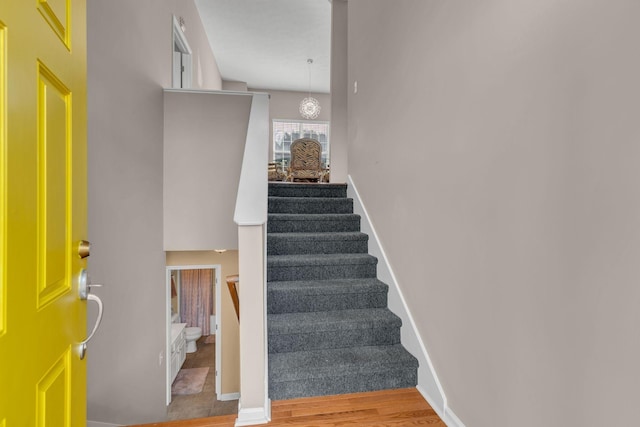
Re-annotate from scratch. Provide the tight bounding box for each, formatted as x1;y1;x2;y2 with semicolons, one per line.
226;274;240;321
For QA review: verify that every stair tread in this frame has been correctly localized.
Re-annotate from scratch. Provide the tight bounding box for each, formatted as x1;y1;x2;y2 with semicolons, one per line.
268;253;377;266
268;279;388;315
269;308;401;334
267;232;368;241
269;345;418;380
268;213;360;233
268;196;351;202
269;213;360;220
269;197;353;214
269;183;347;189
268;183;348;199
267;232;369;255
268;278;387;294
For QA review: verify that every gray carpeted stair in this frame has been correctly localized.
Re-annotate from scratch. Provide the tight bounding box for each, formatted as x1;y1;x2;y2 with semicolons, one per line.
269;182;347;198
267;213;361;233
268;253;378;281
267;182;418;400
269;197;354;214
269;345;418;400
268;232;369;255
267;278;389;314
269;308;402;353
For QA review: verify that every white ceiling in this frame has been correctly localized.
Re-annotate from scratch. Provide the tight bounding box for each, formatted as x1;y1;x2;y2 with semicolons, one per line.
194;0;332;94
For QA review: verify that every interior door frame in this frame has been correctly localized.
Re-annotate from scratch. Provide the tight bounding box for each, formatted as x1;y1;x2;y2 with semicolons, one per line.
165;264;221;405
172;15;192;89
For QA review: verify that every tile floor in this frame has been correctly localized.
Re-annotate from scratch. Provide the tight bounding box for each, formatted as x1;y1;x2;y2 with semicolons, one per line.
167;336;239;421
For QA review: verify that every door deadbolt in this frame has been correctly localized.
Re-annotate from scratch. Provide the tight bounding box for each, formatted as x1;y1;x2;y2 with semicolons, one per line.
78;240;91;259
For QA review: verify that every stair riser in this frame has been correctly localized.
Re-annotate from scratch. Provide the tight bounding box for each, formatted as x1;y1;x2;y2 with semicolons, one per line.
269;327;400;354
267;218;360;233
268;368;418;400
268;198;353;214
267;264;377;281
267;292;387;314
269;185;347;198
267;238;368;255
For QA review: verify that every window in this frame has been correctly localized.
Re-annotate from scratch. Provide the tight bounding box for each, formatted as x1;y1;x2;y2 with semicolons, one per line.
273;120;330;167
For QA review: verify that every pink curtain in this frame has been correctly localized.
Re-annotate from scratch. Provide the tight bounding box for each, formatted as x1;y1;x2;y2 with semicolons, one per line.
179;269;213;335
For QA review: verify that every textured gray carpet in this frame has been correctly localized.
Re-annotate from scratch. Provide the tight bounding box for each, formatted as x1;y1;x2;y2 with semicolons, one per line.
267;182;418;400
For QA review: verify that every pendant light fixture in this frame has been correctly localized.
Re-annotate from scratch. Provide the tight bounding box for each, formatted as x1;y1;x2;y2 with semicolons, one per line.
299;58;321;120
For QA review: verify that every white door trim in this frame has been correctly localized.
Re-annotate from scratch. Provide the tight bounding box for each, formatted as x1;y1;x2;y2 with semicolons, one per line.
172;15;192;89
215;270;222;396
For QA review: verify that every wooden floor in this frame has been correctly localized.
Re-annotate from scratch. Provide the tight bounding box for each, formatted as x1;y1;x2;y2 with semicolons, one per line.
128;388;446;427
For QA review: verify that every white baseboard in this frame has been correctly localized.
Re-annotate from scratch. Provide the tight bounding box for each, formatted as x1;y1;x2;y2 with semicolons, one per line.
347;175;447;416
417;386;466;427
87;422;123;427
417;385;446;421
443;406;467;427
219;392;241;401
234;404;270;426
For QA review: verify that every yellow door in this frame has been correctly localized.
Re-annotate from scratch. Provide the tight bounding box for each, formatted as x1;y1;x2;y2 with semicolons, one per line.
0;0;87;425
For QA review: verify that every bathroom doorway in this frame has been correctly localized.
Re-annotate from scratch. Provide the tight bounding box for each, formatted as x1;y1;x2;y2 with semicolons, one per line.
166;264;221;405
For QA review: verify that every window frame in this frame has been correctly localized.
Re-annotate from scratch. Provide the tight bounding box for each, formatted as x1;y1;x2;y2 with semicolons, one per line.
273;119;330;168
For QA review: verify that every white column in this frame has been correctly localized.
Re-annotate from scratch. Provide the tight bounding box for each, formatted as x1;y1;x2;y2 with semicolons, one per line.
235;225;270;426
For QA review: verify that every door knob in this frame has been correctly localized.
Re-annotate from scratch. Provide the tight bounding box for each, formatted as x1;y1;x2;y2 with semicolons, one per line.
78;240;91;259
78;269;104;359
79;293;103;360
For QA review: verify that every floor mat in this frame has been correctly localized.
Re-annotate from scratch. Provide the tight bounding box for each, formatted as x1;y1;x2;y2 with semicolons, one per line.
172;367;209;395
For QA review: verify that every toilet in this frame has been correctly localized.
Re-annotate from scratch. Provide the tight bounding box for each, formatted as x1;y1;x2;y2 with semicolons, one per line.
185;327;202;353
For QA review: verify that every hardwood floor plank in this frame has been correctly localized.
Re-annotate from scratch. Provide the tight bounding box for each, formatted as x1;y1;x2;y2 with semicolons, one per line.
127;388;445;427
279;398;425;419
376;403;440;415
127;414;237;427
271;388;420;416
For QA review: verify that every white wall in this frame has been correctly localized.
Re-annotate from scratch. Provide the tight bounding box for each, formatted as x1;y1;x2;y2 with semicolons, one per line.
163;91;251;251
347;1;640;426
87;0;221;424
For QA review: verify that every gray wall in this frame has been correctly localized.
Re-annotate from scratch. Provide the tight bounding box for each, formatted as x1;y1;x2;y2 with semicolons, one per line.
163;91;251;251
87;0;221;424
347;1;640;426
222;80;249;92
330;0;348;183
